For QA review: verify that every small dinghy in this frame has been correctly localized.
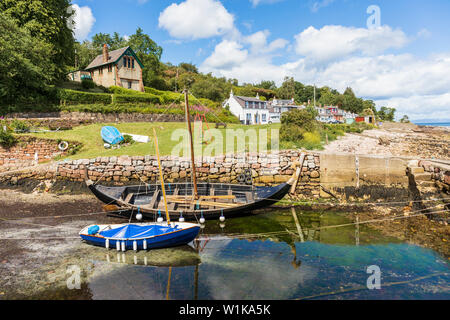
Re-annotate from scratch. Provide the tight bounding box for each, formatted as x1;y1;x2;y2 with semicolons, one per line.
79;222;200;251
101;126;124;145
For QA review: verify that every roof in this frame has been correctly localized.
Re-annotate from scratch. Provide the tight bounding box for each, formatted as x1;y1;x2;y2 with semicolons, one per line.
233;95;267;109
85;46;143;70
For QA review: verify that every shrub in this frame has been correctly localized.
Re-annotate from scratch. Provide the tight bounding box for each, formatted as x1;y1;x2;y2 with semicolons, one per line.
108;86;138;95
58;89;112;104
81;79;95;89
280;109;319;143
10;119;30;133
114;93;162;104
0;130;17;148
121;134;135;145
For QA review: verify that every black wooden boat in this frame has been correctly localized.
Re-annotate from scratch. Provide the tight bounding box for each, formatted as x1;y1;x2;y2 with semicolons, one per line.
86;177;296;221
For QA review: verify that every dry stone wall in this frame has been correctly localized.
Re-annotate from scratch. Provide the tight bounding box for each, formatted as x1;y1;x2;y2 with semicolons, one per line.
0;137;76;172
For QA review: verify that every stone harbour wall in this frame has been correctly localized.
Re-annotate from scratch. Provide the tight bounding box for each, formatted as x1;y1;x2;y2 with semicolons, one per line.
59;151;321;198
0;150;322;199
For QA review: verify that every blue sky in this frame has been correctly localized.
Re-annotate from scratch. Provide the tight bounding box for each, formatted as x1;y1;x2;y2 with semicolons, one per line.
71;0;450;121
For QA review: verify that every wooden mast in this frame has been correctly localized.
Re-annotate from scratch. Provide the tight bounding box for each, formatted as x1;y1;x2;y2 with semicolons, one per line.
184;89;198;199
153;128;171;224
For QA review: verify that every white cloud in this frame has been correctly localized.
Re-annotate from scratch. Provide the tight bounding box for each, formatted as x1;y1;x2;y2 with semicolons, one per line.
294;25;409;63
283;53;450;120
201;40;248;71
158;0;234;39
250;0;285;7
69;4;96;41
200;30;289;83
244;30;288;54
310;0;336;12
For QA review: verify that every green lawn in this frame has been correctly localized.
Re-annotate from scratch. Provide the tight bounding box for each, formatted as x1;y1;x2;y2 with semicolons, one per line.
25;122;294;160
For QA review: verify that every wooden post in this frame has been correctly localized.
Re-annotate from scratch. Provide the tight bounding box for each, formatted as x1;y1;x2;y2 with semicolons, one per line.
184;89;198;199
290;152;306;195
153;128;171;224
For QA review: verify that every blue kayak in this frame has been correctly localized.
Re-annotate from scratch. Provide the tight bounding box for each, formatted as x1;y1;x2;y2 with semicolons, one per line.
79;222;201;251
101;126;124;145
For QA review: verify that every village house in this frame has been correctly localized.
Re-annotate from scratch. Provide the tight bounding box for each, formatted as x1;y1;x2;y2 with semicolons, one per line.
267;98;304;123
223;91;270;125
67;45;145;92
315;105;358;123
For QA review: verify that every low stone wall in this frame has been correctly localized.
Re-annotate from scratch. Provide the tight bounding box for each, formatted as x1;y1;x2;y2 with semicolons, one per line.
0;137;76;172
1;150;430;202
0;150;322;199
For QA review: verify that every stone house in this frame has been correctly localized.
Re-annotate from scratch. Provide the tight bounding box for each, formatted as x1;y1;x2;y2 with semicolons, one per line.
68;45;145;92
223;90;269;125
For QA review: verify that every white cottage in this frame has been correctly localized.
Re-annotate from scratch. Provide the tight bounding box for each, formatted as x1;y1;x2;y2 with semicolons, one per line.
223;91;270;125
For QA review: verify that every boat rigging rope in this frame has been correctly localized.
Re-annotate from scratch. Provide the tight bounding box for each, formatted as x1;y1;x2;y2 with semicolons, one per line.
293;271;449;300
0;207;447;241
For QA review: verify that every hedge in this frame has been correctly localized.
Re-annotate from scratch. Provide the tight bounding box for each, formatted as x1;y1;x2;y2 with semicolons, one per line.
114;93;163;104
58;89;112;104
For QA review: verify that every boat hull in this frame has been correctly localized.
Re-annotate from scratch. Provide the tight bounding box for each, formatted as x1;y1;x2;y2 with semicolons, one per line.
79;223;201;250
87;181;292;221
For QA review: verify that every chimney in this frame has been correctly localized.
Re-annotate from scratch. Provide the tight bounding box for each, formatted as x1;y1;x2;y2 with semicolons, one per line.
102;44;108;63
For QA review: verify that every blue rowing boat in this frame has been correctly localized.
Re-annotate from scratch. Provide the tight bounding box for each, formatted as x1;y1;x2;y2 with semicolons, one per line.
79;222;201;251
101;126;124;145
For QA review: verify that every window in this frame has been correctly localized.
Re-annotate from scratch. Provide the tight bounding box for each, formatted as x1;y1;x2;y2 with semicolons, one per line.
108;64;112;72
124;57;128;67
128;58;131;68
128;81;132;89
99;68;103;75
132;59;135;69
262;114;266;122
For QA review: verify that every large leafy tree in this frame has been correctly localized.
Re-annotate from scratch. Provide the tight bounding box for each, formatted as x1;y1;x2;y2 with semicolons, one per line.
0;14;55;105
276;76;295;100
1;0;75;80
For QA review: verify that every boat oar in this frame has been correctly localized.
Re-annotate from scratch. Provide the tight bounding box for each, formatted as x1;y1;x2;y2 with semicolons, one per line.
153;128;171;225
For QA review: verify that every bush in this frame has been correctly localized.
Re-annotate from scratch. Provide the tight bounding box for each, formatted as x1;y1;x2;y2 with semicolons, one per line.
10;119;30;133
81;79;95;89
108;86;138;95
114;93;162;104
121;134;135;145
280;109;319;143
0;130;17;148
58;89;112;104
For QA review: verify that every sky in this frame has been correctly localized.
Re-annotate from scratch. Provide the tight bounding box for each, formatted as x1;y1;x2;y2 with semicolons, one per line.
70;0;450;121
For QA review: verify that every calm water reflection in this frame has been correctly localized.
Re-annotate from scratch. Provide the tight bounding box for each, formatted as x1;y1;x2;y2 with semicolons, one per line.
81;209;449;300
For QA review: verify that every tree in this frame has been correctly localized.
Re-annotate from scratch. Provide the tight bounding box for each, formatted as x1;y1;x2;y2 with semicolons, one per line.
0;14;55;105
277;77;295;100
179;62;198;74
1;0;75;81
377;106;396;121
257;80;276;90
400;115;410;123
127;27;163;85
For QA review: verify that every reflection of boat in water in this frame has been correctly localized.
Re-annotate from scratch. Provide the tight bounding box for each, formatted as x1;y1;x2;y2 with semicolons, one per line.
87;244;201;267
